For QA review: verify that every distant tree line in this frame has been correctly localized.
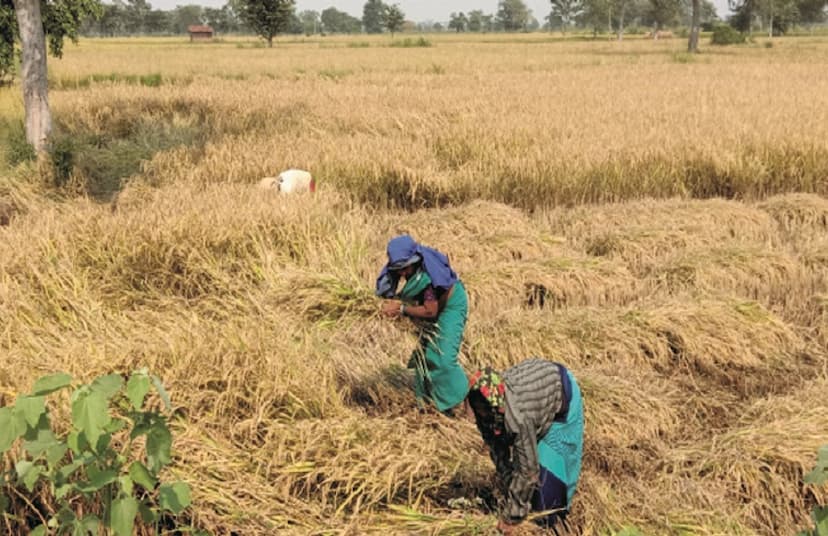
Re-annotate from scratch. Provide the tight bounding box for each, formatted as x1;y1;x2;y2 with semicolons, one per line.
79;0;827;40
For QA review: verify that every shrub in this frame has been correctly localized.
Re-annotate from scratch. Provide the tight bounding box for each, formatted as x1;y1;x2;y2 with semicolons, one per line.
711;24;746;45
47;134;76;188
0;370;198;535
389;37;432;48
671;52;696;64
798;445;828;536
2;120;36;166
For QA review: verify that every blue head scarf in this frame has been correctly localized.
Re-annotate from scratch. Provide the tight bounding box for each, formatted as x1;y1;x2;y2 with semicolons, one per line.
375;235;458;298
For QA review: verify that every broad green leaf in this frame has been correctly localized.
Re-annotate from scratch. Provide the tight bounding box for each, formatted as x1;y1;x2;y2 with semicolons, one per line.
0;406;26;452
57;507;76;525
45;443;68;466
94;433;112;455
105;418;127;434
70;384;89;404
151;375;171;410
90;374;124;400
16;460;42;492
55;484;73;500
77;515;100;536
805;446;828;485
82;465;117;492
56;457;89;484
28;525;46;536
15;396;46;428
23;412;51;441
137;502;159;524
158;481;191;514
130;412;150;439
67;430;89;455
81;514;101;536
128;461;157;490
126;374;151;411
118;475;134;496
31;373;73;396
23;425;61;457
72;390;109;447
814;506;828;534
146;420;172;472
109;497;138;536
62;448;87;473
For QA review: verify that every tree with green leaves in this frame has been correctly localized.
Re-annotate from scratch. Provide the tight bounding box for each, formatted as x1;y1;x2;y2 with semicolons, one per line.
1;0;15;83
362;0;385;33
549;0;583;32
448;11;468;31
644;0;682;36
89;1;126;36
612;0;642;40
729;0;799;36
203;5;239;33
383;2;403;36
170;4;202;33
124;0;149;33
497;0;530;31
685;0;716;51
758;0;799;36
236;0;294;46
320;6;361;33
467;9;484;31
797;0;827;28
143;8;170;33
577;0;611;35
688;0;701;50
1;0;100;152
481;13;495;31
297;9;318;34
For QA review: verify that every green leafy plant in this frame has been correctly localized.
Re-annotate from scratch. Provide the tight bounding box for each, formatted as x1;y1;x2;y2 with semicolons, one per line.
710;24;746;45
0;369;195;535
799;445;828;536
389;37;432;48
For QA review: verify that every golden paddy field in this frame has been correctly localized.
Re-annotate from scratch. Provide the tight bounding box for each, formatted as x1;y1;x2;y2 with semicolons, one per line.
1;32;828;534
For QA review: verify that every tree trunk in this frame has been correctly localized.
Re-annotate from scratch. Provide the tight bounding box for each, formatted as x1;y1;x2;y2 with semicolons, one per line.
688;0;701;52
617;3;626;40
768;10;773;38
267;35;273;47
607;7;612;37
12;0;51;153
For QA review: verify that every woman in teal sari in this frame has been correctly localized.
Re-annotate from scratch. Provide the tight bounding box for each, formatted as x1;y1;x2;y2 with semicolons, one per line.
376;235;469;414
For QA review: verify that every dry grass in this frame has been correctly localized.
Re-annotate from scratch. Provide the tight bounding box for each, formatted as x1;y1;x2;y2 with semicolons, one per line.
1;33;828;535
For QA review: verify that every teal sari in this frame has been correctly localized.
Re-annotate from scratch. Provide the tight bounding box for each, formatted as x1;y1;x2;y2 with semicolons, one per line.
399;269;469;412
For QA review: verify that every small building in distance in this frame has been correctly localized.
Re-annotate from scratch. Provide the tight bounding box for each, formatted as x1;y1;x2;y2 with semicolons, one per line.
188;25;214;42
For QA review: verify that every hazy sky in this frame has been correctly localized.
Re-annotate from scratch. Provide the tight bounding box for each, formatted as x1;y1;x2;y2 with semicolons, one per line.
153;0;733;22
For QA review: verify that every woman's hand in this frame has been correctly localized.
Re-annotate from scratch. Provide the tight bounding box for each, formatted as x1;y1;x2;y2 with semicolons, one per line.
497;519;519;535
381;300;403;318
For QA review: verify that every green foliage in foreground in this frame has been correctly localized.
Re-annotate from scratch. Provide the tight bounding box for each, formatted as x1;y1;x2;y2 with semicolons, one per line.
799;445;828;536
0;369;198;535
